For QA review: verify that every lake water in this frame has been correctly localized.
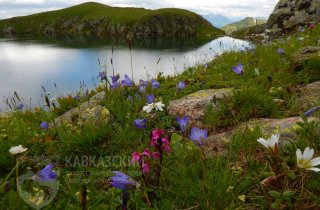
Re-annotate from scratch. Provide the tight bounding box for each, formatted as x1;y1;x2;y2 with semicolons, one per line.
0;36;252;110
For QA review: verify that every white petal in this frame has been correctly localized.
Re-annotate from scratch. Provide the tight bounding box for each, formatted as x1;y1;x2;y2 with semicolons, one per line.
271;134;280;144
309;157;320;167
306;167;320;172
257;138;269;148
303;147;314;161
296;149;302;162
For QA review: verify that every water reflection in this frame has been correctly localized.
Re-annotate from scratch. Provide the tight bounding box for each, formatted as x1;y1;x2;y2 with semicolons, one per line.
0;36;252;110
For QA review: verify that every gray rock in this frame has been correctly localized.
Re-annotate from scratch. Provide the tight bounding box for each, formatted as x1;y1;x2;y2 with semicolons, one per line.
296;81;320;109
267;0;320;32
168;88;233;127
51;91;109;128
290;46;320;71
2;27;15;35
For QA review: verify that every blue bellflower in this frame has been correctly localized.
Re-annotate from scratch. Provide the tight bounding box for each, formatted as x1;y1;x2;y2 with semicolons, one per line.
40;121;49;130
277;48;285;55
176;81;186;90
189;127;208;146
304;106;320;117
99;72;106;80
110;171;137;190
146;94;155;104
151;79;160;88
37;164;57;182
121;75;133;87
176;116;189;132
232;64;244;75
134;119;147;129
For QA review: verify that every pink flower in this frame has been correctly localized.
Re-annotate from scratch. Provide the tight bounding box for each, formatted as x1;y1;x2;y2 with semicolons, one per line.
162;138;171;153
142;148;151;157
152;129;164;140
131;152;141;164
142;162;150;174
152;152;161;160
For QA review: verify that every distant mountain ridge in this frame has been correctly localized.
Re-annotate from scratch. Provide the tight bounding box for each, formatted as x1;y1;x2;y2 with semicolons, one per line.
221;17;267;34
0;2;224;38
202;14;233;28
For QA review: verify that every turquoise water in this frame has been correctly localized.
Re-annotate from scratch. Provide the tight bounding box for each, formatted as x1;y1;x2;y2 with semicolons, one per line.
0;36;252;110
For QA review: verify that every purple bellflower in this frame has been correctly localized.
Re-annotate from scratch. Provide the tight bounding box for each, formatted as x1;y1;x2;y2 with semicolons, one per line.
189;127;208;146
176;116;189;132
110;171;137;191
40;121;49;130
277;48;285;55
304;106;320;117
151;79;160;89
36;164;57;182
232;64;244;75
146;94;155;104
99;72;106;80
134;119;147;129
176;81;186;90
121;75;133;87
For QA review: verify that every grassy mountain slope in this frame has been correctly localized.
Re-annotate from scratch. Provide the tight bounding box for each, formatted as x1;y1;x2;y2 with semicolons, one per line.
221;17;266;34
0;2;224;38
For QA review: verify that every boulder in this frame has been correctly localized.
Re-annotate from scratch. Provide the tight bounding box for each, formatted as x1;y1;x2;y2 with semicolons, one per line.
168;88;233;127
290;46;320;71
51;91;109;128
296;81;320;109
267;0;320;31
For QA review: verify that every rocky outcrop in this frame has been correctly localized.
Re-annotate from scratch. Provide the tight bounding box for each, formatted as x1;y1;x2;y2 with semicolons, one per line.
267;0;320;31
168;88;233;127
2;27;15;35
290;46;320;71
51;91;110;128
296;81;320;109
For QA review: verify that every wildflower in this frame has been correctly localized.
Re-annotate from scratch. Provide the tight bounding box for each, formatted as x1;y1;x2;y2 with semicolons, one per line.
232;64;244;75
9;145;28;155
155;101;165;111
298;26;305;32
151;79;160;88
277;48;285;55
296;147;320;172
304;106;320;117
176;116;189;132
298;37;304;41
121;75;133;87
142;148;151;157
146;94;155;104
142;101;165;113
257;134;280;155
40;122;49;130
152;152;161;160
204;63;208;68
142;162;150;174
176;81;186;90
308;24;315;30
139;79;148;86
110;81;120;89
127;95;133;101
110;75;120;83
17;103;24;110
98;72;106;80
110;171;138;190
73;95;80;101
238;194;246;202
36;164;57;182
161;138;171;152
137;84;146;93
134;119;147;129
189;127;208;146
267;75;273;82
152;129;165;141
131;152;141;163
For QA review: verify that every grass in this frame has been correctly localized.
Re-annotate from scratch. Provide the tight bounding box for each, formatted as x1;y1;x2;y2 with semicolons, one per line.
0;24;319;209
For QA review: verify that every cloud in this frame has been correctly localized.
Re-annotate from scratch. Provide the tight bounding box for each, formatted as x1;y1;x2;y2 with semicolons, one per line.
0;0;279;19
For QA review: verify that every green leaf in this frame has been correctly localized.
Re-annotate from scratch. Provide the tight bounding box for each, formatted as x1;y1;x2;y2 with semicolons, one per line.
282;190;295;198
268;190;281;199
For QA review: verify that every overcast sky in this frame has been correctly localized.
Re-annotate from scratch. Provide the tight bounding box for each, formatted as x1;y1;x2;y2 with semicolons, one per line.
0;0;279;20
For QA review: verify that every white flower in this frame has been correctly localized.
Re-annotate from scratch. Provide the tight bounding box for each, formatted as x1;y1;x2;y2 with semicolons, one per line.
155;102;165;111
9;145;28;155
296;147;320;172
257;134;280;154
143;103;154;113
143;101;165;113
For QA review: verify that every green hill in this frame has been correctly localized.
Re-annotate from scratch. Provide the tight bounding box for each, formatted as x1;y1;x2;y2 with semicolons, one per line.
0;2;224;38
221;17;266;34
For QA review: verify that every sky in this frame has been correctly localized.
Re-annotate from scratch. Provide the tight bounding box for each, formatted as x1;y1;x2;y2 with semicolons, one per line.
0;0;279;20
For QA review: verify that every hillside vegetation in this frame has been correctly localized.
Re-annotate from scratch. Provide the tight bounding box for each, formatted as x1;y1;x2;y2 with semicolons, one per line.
221;17;266;34
0;2;224;38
